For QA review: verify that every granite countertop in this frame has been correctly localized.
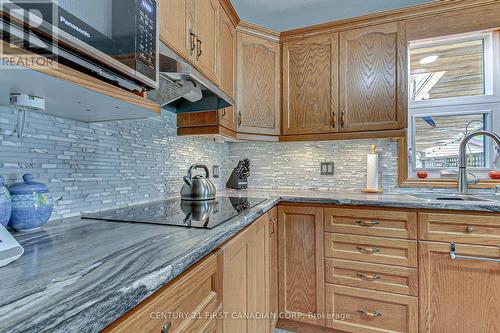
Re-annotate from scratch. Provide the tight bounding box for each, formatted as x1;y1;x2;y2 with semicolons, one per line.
1;189;499;333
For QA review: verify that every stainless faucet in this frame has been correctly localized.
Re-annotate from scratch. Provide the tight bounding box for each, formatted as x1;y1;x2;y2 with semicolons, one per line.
458;130;500;194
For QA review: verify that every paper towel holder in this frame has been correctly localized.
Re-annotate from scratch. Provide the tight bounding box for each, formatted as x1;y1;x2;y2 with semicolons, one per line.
362;144;383;194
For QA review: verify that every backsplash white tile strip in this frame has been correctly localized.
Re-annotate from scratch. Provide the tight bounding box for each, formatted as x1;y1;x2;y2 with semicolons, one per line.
228;139;399;191
0;106;229;220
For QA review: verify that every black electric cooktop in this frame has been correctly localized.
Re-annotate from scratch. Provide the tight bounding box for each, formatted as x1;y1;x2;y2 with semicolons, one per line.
82;196;267;229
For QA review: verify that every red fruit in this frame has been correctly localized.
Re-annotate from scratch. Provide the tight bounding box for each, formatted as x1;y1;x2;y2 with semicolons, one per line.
417;171;428;179
489;171;500;179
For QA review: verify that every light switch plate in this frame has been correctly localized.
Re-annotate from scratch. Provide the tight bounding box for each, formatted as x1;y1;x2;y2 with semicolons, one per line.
212;165;220;178
320;162;334;175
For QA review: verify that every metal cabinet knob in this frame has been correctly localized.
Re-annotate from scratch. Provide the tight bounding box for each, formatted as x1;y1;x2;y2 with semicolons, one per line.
465;225;475;233
161;321;172;333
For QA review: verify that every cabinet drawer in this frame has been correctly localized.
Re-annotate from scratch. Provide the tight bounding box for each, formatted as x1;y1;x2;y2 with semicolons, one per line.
419;212;500;246
324;233;417;267
108;254;219;333
325;285;417;333
325;258;418;296
325;208;417;239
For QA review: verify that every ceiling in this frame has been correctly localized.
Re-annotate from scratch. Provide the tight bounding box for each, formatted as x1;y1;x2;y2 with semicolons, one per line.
231;0;433;31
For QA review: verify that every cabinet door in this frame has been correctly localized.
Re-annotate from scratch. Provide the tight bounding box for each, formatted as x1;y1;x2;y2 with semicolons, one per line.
278;205;325;326
268;208;279;331
419;241;500;333
107;253;220;333
282;34;339;135
218;8;236;131
254;214;271;333
236;32;281;135
222;224;256;333
159;0;191;59
192;0;219;82
339;22;406;132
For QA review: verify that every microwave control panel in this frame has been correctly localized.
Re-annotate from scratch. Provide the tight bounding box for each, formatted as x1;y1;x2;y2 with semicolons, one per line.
136;0;156;71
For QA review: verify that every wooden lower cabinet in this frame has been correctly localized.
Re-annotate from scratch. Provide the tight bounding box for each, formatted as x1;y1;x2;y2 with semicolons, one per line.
268;207;279;330
419;241;500;333
105;252;220;333
325;258;418;296
418;212;500;246
278;205;325;326
221;213;276;333
325;285;417;333
324;233;418;268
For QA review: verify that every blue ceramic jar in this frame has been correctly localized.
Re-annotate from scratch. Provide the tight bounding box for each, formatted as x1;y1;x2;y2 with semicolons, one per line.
8;174;53;231
0;176;12;227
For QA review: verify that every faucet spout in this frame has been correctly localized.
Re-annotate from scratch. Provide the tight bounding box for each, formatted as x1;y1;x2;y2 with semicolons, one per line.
458;130;500;194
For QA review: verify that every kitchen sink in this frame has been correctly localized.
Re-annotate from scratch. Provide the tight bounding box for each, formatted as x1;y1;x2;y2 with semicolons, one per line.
409;193;495;202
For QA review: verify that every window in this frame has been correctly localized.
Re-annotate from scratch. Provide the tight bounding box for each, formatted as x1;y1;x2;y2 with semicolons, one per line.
408;31;500;179
410;38;485;101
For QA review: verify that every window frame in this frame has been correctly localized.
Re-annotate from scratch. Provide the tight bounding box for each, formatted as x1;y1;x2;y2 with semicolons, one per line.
408;105;499;178
408;31;500;108
406;30;500;180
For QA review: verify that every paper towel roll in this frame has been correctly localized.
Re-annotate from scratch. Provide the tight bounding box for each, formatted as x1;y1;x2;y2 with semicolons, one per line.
367;145;379;190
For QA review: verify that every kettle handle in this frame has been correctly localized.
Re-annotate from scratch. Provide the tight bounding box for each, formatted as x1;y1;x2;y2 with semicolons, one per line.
186;164;210;180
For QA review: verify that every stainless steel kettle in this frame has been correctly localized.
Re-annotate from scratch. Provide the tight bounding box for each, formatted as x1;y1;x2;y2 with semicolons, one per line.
180;164;216;201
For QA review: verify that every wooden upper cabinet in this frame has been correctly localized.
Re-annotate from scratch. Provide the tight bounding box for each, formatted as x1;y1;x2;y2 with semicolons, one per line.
282;34;339;135
218;7;236;130
419;241;500;333
192;0;219;82
339;22;407;132
159;0;190;60
236;32;281;136
159;0;218;82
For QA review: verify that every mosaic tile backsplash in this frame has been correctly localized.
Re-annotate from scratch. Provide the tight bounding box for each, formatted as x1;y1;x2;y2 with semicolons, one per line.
228;139;399;191
1;104;424;221
0;106;230;220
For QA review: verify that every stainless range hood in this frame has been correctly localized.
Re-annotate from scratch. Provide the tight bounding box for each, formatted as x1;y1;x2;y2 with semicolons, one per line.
147;43;233;113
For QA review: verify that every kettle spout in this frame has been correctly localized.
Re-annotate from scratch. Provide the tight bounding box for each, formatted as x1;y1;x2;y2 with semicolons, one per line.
183;175;192;186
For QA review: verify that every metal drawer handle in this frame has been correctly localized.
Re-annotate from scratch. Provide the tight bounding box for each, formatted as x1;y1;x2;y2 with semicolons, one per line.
357;309;382;318
356;246;381;254
196;39;203;59
269;218;276;236
450;243;500;263
189;30;197;55
356;272;381;281
465;225;475;233
162;321;172;333
356;220;380;227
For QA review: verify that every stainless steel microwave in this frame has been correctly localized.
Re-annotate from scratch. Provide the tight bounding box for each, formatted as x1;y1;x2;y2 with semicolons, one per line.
0;0;159;92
